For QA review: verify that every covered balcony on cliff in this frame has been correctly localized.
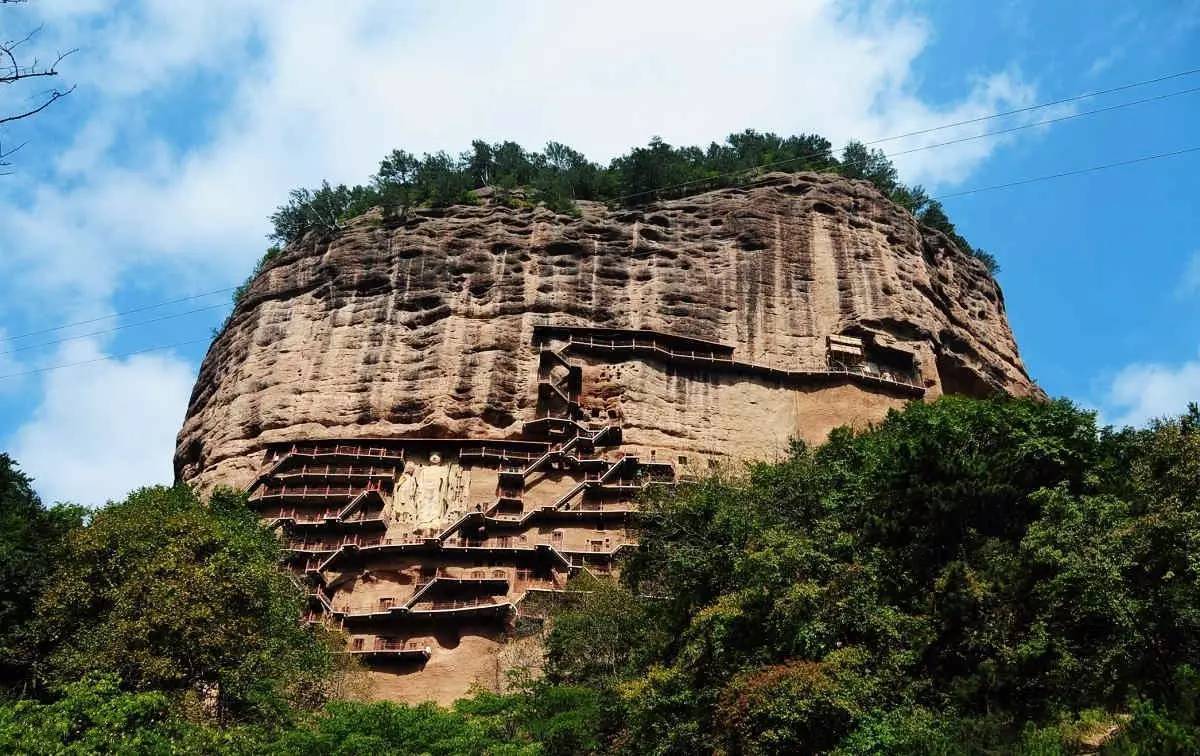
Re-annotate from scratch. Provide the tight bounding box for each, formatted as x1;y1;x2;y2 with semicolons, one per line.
335;590;512;620
406;570;509;610
574;484;643;511
533;323;925;397
282;536;344;555
826;331;921;388
409;596;513;617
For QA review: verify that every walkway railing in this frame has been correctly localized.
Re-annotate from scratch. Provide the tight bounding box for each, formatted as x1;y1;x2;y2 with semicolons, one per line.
266;506;341;523
265;443;405;464
443;535;529;549
347;637;431;655
252;480;386;502
369;638;429;653
287;532;389;552
361;536;427;548
577;499;639;512
274;464;396;480
563;335;924;394
458;447;542;463
418;597;501;611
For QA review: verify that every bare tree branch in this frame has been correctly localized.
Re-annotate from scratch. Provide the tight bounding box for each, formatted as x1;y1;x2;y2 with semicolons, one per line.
0;139;26;174
1;1;73;169
0;82;74;125
2;23;77;85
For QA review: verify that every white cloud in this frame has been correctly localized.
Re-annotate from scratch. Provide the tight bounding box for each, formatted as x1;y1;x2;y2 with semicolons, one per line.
7;341;196;506
3;0;1050;314
1103;357;1200;428
1;0;1059;496
54;115;120;178
24;0;265;96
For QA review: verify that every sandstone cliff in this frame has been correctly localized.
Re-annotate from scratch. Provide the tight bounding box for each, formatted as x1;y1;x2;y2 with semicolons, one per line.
176;171;1038;491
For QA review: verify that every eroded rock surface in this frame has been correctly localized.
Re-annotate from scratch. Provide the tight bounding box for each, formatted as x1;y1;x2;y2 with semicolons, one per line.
176;172;1038;491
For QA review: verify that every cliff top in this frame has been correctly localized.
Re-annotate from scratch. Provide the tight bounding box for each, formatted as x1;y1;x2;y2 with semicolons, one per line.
234;130;999;310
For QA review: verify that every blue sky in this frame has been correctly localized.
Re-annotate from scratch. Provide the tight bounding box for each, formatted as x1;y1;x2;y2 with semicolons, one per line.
1;0;1197;505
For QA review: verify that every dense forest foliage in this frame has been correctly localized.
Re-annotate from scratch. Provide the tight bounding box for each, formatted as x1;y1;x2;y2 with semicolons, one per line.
2;397;1198;753
250;130;997;289
548;398;1200;754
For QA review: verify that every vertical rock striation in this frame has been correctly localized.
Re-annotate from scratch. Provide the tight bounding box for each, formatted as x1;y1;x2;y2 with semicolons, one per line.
174;172;1039;703
177;171;1036;491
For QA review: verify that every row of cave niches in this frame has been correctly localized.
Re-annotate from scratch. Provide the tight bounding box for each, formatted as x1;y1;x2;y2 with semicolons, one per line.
246;431;673;667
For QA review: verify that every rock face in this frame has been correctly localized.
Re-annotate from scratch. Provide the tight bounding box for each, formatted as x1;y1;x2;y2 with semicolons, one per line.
174;172;1039;703
177;172;1036;490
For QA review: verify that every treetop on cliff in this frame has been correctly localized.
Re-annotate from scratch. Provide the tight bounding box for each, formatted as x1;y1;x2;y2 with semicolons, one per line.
261;130;998;277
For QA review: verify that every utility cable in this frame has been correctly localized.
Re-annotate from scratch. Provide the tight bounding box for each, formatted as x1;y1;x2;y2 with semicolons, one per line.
0;301;229;356
611;66;1200;203
4;145;1200;380
930;144;1200;201
865;65;1200;146
0;285;236;342
878;84;1200;169
0;338;212;380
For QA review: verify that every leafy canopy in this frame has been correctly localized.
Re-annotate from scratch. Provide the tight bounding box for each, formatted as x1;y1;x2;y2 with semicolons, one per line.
4;400;1198;753
545;398;1200;754
0;676;610;756
28;485;345;723
243;129;997;309
0;453;84;695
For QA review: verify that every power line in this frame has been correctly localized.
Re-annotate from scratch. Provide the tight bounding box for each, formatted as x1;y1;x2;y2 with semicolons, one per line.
0;301;229;356
0;285;236;343
865;65;1200;146
2;66;1192;353
0;338;212;381
931;144;1200;201
879;84;1200;164
1;146;1197;382
611;65;1200;203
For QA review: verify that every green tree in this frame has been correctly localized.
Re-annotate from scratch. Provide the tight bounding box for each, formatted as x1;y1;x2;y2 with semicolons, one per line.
890;183;930;215
489;141;537;188
255;130;1001;277
1105;666;1200;755
548;397;1200;753
465;140;495;187
267;699;522;756
0;675;255;755
30;485;343;723
374;148;422;217
413;151;474;207
0;453;83;696
268;181;378;243
608;136;709;204
544;580;668;688
537;141;601;210
265;687;609;756
839;140;898;194
710;129;835;175
716;649;882;755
